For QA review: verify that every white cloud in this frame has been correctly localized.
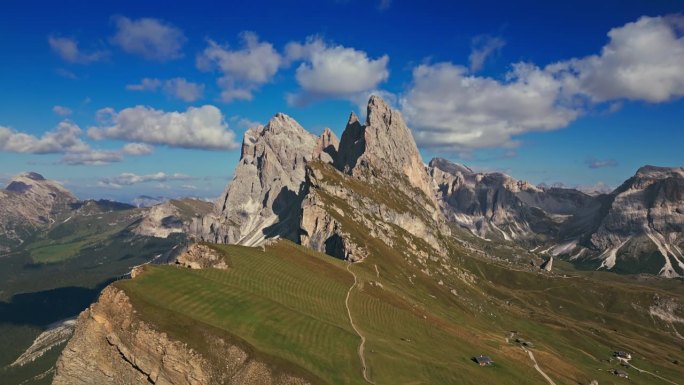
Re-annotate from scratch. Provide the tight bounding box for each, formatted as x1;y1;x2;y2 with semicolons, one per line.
163;78;204;102
285;37;390;105
401;62;578;149
127;77;204;102
48;36;108;64
126;78;161;91
0;121;90;154
122;142;154;155
52;105;72;116
197;32;282;102
88;105;238;150
549;14;684;103
60;150;123;166
98;172;195;188
469;35;505;72
401;14;684;150
0;122;154;166
111;16;186;61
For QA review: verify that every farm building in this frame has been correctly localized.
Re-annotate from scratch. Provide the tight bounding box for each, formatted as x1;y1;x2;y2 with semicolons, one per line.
614;351;632;360
473;355;493;366
612;368;629;378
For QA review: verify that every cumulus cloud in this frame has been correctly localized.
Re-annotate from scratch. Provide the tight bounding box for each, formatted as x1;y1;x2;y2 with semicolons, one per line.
401;14;684;151
285;37;390;106
127;77;204;102
0;121;90;154
111;16;186;61
197;32;282;102
550;14;684;103
88;105;238;150
586;158;618;169
122;142;154;155
98;172;195;188
48;36;108;64
52;105;72;116
0;122;148;166
401;62;579;149
469;35;505;72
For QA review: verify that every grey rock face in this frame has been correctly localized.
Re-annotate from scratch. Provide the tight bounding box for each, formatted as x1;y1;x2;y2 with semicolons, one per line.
588;166;684;276
313;127;339;164
432;157;684;277
301;96;449;261
430;157;597;242
195;113;318;246
0;172;78;247
335;95;436;204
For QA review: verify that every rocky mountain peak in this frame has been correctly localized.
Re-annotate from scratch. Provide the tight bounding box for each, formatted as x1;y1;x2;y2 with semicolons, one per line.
366;94;393;127
429;157;474;175
635;165;684;179
335;95;435;201
195;112;318;246
313;127;339;164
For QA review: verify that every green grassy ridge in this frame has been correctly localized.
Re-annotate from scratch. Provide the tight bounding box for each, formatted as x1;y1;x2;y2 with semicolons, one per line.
117;242;364;385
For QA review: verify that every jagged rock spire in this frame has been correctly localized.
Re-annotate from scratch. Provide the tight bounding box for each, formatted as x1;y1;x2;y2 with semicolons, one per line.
313;127;340;164
335;95;435;201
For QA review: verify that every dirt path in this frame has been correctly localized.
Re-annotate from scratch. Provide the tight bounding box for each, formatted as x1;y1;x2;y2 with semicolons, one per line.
622;360;680;385
346;262;374;384
522;347;557;385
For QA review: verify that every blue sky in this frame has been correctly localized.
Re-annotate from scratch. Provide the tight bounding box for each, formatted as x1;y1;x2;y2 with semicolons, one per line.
0;0;682;201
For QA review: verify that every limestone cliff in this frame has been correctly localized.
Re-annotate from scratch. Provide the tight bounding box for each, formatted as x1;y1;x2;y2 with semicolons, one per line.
194;114;318;246
301;96;449;261
0;172;78;249
53;286;311;385
334;96;436;209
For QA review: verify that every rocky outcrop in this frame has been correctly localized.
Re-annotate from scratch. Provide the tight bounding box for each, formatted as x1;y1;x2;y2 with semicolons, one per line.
0;172;78;248
135;202;184;238
299;167;367;261
312;128;339;164
136;199;213;239
175;244;229;269
298;96;454;261
335;96;437;209
53;286;311;385
195;113;318;246
540;257;553;272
